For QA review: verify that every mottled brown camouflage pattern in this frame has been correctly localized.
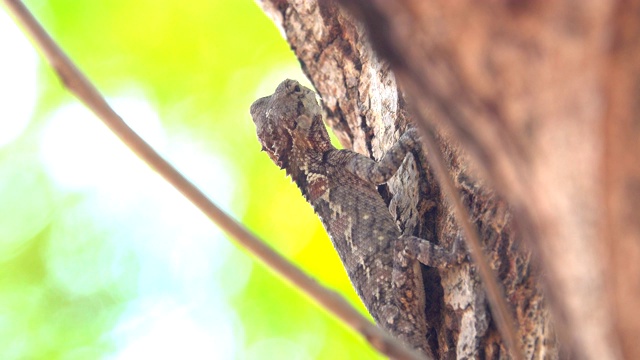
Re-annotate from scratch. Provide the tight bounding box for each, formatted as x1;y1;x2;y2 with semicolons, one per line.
250;79;462;356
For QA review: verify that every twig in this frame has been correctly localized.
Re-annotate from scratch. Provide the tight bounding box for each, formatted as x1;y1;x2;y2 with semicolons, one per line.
0;1;429;359
412;108;524;360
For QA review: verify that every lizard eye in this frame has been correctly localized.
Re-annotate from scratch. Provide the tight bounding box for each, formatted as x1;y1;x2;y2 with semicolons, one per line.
293;84;301;93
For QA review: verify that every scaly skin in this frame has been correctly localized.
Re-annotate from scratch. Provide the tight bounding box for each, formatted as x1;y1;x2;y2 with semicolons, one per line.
250;79;462;356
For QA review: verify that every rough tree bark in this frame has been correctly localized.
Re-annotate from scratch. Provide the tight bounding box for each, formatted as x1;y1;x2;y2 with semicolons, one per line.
257;1;638;359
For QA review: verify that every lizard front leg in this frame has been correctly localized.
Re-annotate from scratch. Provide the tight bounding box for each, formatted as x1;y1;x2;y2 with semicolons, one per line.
346;128;420;185
346;127;464;268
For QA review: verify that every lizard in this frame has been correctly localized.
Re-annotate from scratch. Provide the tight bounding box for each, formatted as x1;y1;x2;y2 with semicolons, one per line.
250;79;464;357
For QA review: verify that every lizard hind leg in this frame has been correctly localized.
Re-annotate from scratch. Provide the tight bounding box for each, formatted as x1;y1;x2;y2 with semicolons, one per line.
387;251;434;357
398;235;466;268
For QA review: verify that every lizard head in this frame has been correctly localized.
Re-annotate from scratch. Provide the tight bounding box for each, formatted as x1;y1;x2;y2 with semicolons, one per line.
250;79;332;170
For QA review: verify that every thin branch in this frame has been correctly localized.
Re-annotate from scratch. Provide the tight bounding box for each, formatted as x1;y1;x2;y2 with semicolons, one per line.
414;111;524;360
0;1;429;359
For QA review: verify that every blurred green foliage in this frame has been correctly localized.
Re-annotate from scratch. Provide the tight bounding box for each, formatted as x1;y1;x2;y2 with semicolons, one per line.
0;0;382;359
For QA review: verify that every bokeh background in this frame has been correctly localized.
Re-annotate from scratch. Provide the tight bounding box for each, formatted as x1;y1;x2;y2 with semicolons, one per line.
0;1;382;359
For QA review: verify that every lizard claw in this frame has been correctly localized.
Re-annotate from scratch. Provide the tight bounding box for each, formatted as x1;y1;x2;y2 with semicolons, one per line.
451;236;468;264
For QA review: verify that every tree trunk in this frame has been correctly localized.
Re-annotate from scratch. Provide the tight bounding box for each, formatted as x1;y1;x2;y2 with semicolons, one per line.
256;1;638;359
